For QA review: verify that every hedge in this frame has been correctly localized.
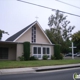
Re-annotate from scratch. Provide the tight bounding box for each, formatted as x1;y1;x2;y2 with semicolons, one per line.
23;42;30;60
54;44;61;59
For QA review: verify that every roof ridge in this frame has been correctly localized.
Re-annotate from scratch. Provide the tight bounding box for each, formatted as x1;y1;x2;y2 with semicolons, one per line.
6;21;37;41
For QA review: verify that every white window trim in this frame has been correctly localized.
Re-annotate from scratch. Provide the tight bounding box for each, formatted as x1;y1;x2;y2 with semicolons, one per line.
32;46;42;59
32;45;51;59
42;46;51;59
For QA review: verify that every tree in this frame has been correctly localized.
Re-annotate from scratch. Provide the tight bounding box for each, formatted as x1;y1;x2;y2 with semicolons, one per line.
48;10;75;42
45;28;71;53
72;31;80;52
47;10;74;53
0;29;9;41
45;29;57;44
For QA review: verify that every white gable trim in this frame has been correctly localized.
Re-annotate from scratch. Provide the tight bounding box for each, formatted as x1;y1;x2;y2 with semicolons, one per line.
13;21;37;42
36;21;52;44
13;21;52;44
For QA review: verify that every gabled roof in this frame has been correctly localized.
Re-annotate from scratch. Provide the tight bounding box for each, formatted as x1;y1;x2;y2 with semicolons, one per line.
6;21;36;41
6;21;52;44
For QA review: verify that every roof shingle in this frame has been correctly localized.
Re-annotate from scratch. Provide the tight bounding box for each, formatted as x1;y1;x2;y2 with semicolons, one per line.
6;21;36;41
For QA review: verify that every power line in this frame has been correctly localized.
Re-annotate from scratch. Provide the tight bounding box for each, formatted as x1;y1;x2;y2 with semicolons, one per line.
56;0;80;10
17;0;80;17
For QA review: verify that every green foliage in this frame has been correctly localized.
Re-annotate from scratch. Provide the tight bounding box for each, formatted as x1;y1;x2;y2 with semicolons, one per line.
61;40;71;53
51;55;56;60
45;29;57;44
0;29;9;40
59;53;63;60
72;31;80;52
43;55;48;60
46;10;75;53
48;10;75;41
45;28;72;53
18;55;24;61
54;44;63;60
29;56;38;60
23;42;30;60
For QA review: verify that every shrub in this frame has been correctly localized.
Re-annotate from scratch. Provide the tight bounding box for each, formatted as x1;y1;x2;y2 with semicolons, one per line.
29;56;38;60
18;55;24;61
54;44;61;60
43;55;48;60
59;53;63;60
51;55;56;60
23;42;30;60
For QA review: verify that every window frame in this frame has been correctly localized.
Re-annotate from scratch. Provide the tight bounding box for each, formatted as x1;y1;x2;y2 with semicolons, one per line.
31;26;36;43
32;46;51;59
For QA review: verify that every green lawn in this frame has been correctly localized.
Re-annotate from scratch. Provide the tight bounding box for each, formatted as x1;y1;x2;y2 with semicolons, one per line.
0;59;80;69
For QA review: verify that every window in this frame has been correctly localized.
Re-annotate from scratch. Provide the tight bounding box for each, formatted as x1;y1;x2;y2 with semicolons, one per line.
33;47;37;54
32;26;36;43
33;46;51;59
43;47;50;59
0;47;8;59
33;47;41;59
43;48;46;54
38;47;41;54
47;48;49;54
43;47;50;54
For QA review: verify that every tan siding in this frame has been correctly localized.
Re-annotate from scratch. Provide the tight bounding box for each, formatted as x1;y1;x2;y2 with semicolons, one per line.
15;24;51;44
8;47;16;60
51;46;54;56
16;44;23;60
0;44;16;60
36;24;50;44
16;28;31;42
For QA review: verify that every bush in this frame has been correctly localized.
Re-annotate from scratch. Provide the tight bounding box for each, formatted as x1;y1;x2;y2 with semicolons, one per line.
54;44;61;60
18;55;24;61
59;53;63;60
51;55;56;60
23;42;30;60
29;56;38;60
43;55;48;60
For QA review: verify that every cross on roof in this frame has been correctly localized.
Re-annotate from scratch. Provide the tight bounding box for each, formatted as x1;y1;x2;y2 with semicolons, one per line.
35;16;39;21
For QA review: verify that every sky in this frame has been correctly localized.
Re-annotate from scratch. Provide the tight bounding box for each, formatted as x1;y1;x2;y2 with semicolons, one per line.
0;0;80;41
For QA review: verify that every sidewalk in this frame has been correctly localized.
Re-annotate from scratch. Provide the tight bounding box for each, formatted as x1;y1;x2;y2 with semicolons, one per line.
0;63;80;75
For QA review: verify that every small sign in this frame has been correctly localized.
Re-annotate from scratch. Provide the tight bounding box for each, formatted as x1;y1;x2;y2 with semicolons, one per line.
73;73;80;80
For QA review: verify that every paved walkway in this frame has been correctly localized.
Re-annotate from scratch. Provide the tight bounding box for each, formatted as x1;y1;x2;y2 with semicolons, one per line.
0;63;80;75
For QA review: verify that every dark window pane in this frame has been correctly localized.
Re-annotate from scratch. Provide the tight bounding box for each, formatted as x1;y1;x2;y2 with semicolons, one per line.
33;47;37;54
32;40;33;43
47;48;49;54
32;27;34;32
38;47;41;54
43;48;46;54
0;47;8;59
34;39;36;42
34;26;36;30
32;37;33;40
34;35;36;38
34;31;36;34
32;26;36;43
32;32;33;36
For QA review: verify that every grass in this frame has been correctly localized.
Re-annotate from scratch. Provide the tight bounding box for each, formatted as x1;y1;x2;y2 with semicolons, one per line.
0;59;80;69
